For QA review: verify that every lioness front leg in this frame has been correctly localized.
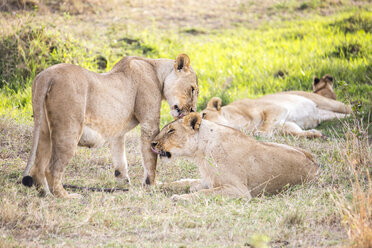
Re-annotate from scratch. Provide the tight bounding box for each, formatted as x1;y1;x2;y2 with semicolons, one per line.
140;124;159;185
110;135;131;184
160;179;205;193
281;122;323;138
171;185;252;202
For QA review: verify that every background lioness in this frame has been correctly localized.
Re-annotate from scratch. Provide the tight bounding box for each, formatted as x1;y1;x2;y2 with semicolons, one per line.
311;74;337;100
201;75;351;138
22;54;198;198
151;113;318;201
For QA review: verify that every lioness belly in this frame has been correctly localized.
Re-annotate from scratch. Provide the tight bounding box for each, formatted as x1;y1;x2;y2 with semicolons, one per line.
79;115;138;148
277;96;320;129
78;126;106;148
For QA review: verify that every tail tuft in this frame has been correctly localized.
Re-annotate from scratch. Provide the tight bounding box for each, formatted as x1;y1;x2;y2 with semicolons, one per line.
22;176;34;187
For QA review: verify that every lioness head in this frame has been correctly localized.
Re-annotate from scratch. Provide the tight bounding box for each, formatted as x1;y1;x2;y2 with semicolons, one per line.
313;74;337;100
164;54;199;119
200;97;227;125
151;112;202;158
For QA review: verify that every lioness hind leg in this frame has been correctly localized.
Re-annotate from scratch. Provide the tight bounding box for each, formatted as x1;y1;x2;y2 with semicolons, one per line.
281;121;323;138
30;115;52;195
111;135;131;184
46;120;83;198
316;109;349;121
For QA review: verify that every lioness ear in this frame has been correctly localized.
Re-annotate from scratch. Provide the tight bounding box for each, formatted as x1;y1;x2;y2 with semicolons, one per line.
313;76;320;86
174;54;190;72
324;74;333;85
184;112;202;131
207;97;222;111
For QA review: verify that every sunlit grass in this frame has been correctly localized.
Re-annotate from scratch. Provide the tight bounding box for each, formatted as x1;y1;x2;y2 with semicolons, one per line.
0;11;371;124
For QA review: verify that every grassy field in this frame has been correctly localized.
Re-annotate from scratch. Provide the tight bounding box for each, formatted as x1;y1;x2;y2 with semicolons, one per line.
0;0;371;247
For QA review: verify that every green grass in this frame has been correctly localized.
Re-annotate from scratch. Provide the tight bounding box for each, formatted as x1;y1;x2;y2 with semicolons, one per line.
1;11;371;125
0;1;371;247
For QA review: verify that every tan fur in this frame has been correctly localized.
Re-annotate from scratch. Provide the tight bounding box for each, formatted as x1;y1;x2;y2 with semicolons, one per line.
201;76;351;138
151;113;318;201
312;74;336;100
23;54;199;198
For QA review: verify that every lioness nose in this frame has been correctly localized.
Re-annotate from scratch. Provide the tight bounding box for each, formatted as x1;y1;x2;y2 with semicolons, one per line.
151;142;158;147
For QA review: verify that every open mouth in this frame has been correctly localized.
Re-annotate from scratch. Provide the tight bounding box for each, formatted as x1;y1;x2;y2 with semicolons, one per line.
150;146;160;154
150;146;171;158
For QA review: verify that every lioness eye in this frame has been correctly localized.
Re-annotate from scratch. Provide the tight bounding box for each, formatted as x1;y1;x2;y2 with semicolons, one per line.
202;113;206;119
168;128;175;134
191;86;195;93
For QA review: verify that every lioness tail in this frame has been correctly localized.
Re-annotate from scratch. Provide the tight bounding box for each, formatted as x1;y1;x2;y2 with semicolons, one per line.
22;72;53;187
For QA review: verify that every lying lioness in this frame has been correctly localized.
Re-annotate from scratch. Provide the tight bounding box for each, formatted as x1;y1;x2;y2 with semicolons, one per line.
201;75;351;138
151;113;318;201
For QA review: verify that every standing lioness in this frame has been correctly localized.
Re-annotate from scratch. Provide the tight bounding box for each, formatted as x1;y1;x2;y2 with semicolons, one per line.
22;54;198;198
151;113;318;201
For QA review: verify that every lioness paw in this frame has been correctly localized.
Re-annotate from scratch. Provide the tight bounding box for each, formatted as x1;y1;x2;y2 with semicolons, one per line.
309;129;323;138
171;194;190;202
321;133;329;140
171;194;182;202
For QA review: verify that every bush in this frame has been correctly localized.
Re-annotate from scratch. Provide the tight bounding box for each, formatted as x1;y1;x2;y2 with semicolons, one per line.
331;14;372;33
0;25;90;91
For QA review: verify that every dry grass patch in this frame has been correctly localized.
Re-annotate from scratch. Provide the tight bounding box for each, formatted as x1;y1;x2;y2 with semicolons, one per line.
337;170;372;248
2;115;366;247
0;0;116;14
333;117;372;248
2;0;370;30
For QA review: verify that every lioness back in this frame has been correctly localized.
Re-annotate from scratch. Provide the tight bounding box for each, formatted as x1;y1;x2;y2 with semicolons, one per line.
217;130;318;196
152;113;319;201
